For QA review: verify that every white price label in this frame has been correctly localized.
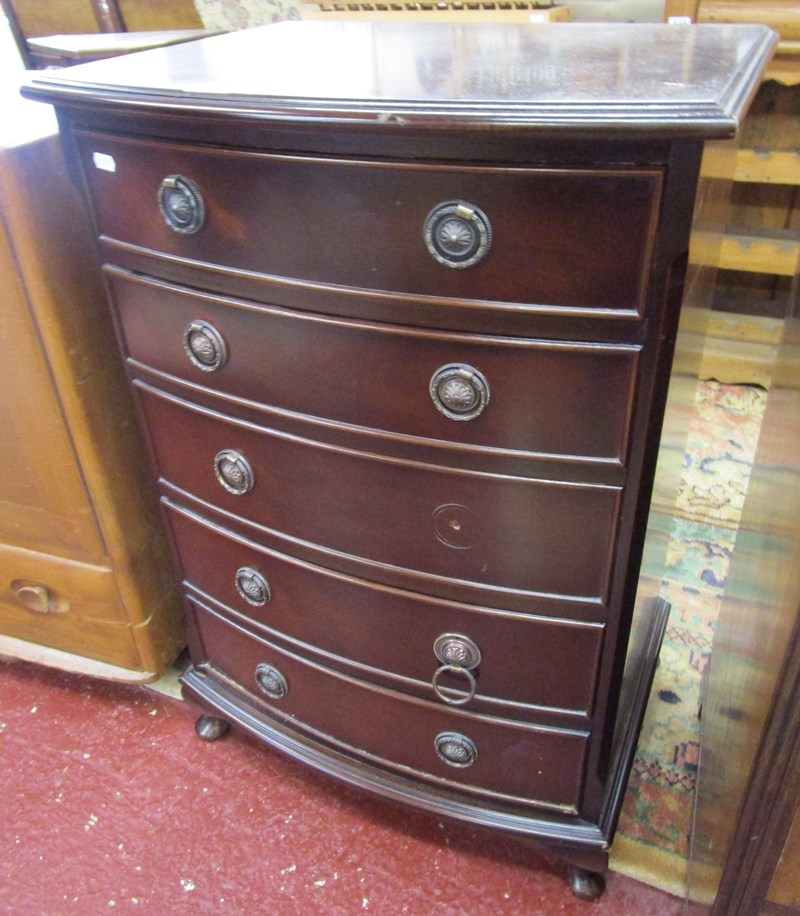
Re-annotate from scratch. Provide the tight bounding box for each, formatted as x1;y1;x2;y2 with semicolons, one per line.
92;152;116;172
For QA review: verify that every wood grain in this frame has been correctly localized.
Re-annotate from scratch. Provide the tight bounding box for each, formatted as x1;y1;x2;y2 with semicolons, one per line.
0;98;183;678
20;22;775;885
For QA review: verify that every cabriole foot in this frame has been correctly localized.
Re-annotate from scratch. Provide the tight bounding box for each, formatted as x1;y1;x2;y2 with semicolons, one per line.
195;714;229;742
567;865;606;901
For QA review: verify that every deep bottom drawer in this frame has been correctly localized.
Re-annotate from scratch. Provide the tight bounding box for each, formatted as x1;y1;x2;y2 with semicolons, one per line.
189;598;589;813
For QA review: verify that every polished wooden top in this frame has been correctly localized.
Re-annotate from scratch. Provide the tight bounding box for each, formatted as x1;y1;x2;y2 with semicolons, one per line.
22;22;776;139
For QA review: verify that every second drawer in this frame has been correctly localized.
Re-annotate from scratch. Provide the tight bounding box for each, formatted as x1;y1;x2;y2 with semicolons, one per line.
108;270;640;465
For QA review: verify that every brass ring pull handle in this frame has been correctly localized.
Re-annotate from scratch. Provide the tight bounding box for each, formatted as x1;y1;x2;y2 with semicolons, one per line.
423;200;492;269
434;732;478;768
432;632;481;706
183;320;227;372
214;449;254;495
430;364;490;421
158;175;205;235
432;664;477;706
235;567;271;607
255;663;288;700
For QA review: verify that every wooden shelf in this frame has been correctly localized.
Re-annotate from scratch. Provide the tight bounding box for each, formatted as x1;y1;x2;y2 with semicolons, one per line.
703;147;800;185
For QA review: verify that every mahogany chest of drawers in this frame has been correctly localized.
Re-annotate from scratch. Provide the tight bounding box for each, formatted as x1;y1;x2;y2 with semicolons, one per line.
24;21;775;896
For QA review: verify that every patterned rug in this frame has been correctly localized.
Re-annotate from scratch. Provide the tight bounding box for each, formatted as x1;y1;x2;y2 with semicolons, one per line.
610;380;768;897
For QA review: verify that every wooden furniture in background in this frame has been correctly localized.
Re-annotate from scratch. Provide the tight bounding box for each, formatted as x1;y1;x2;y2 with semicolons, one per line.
0;0;203;67
299;2;570;22
690;268;800;915
26;29;213;67
662;12;800;910
666;0;799;81
666;0;800;388
0;90;184;681
23;23;773;896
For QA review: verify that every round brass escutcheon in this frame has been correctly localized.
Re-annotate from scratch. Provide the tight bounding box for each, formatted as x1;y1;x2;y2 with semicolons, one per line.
214;449;254;496
235;567;271;607
423;200;492;269
434;731;478;768
183;320;228;372
255;663;288;700
430;364;490;421
158;175;205;235
432;633;481;705
433;633;481;669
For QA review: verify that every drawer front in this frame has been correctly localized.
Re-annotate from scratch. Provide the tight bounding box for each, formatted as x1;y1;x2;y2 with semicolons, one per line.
138;384;621;603
167;501;604;715
78;131;660;315
191;599;588;812
110;271;639;464
0;543;143;670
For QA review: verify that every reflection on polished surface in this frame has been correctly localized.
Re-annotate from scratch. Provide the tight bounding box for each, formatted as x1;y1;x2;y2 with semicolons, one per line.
18;20;780;899
24;22;775;137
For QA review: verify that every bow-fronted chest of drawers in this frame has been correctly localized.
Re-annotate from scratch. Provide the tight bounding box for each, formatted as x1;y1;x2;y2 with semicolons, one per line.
24;21;775;896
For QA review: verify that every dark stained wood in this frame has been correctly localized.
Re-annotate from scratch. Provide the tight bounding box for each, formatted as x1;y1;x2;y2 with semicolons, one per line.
22;23;775;893
165;498;605;721
76;131;661;313
107;270;641;466
23;23;776;139
577;138;711;821
161;479;615;623
100;238;655;343
90;0;124;32
135;381;622;605
190;597;590;813
769;811;800;907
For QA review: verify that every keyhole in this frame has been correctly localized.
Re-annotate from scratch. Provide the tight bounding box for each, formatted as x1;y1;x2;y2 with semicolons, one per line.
433;504;477;550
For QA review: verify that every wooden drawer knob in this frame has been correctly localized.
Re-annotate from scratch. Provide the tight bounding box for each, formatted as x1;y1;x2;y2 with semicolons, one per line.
423;200;492;269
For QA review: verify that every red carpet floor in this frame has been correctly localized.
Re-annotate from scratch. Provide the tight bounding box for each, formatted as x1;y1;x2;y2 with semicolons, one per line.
0;658;684;915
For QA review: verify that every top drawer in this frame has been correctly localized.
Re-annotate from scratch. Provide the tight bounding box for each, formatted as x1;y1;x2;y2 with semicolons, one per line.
75;131;661;317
